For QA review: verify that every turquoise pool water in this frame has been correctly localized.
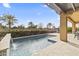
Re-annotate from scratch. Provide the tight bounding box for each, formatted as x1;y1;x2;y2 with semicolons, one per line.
10;34;56;56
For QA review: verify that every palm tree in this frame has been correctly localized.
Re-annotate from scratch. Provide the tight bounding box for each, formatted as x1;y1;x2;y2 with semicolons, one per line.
28;22;34;28
0;15;6;31
0;14;17;32
0;15;5;24
38;23;43;29
47;23;53;29
18;25;25;29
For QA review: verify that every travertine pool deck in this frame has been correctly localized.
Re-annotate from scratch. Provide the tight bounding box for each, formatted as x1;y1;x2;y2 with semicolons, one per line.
33;33;79;56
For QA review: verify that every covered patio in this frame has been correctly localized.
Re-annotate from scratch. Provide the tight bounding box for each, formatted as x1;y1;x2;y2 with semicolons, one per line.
33;3;79;56
47;3;79;42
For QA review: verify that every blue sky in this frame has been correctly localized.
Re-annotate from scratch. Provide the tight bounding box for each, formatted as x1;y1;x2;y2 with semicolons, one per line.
0;3;60;28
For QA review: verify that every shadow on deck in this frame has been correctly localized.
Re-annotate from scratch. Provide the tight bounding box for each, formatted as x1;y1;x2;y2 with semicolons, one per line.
67;41;79;48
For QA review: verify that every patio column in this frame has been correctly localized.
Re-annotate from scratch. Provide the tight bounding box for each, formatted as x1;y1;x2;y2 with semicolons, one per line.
72;22;76;33
60;13;67;42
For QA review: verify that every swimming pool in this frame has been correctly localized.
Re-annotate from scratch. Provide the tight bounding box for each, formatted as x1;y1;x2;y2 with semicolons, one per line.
10;34;56;56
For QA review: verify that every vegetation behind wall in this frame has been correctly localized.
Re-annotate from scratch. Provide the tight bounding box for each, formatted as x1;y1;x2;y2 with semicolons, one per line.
0;29;54;38
67;27;72;33
10;30;49;38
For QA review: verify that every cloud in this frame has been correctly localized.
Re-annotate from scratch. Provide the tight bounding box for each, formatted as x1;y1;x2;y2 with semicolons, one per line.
37;12;41;15
3;3;11;8
41;4;48;8
26;19;32;22
43;5;48;8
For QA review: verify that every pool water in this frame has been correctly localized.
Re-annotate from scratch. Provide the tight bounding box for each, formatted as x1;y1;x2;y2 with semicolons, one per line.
10;35;56;56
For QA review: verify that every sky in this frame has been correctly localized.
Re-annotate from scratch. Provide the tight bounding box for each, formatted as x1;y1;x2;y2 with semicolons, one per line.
0;3;60;28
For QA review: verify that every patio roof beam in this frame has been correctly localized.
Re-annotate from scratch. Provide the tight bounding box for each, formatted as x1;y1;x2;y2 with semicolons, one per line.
52;3;64;14
67;16;76;23
46;3;64;14
75;22;79;23
71;3;76;11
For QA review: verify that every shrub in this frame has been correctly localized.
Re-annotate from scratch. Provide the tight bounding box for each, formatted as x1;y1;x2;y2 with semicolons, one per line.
67;27;72;33
0;29;54;38
10;30;48;38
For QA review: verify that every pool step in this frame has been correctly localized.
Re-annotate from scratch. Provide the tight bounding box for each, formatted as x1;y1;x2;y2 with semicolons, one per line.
48;39;57;43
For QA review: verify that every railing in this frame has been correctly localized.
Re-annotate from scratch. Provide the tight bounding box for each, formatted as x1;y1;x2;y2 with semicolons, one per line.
0;34;11;56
